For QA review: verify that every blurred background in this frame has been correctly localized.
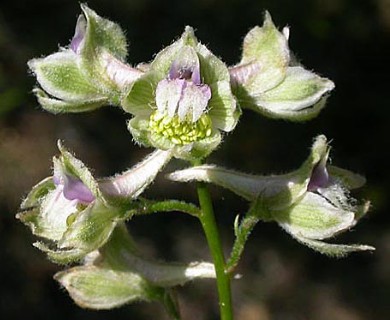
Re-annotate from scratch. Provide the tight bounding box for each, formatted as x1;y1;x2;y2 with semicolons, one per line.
1;0;389;319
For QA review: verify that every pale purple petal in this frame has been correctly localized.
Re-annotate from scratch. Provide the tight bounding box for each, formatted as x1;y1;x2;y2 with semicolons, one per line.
191;64;201;85
168;46;201;84
229;62;261;87
70;15;87;54
62;175;95;204
156;79;186;117
169;59;183;80
53;174;61;186
177;83;211;122
308;163;329;191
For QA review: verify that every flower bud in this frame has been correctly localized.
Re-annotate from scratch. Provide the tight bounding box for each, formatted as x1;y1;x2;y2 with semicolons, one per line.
230;12;334;121
55;224;215;310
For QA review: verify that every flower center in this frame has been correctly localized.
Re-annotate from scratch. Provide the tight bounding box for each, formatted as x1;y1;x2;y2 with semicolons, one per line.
149;111;212;145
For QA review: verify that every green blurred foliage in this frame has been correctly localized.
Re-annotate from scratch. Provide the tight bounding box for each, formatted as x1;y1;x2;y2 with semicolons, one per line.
1;0;389;319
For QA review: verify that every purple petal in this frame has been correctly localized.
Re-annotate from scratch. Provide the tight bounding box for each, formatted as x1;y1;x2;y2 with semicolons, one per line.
168;46;201;84
191;63;201;85
62;175;95;204
169;60;195;81
53;174;61;186
308;162;329;191
70;15;87;54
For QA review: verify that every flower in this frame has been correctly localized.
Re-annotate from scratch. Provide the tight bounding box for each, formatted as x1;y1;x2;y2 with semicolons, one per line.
17;141;172;263
54;225;216;310
167;135;374;256
123;26;240;160
28;4;142;113
229;12;335;121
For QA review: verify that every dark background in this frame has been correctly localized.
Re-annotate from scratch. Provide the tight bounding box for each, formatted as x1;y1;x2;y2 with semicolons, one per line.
1;0;389;319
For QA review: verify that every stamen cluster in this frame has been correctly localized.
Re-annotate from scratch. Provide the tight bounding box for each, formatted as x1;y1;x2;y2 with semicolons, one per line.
149;110;212;145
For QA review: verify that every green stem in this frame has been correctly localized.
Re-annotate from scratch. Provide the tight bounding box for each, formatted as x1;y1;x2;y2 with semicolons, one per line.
196;181;233;320
226;215;259;274
123;199;201;219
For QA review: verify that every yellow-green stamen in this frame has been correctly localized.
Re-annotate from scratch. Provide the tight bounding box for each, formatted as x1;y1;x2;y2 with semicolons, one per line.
149;111;212;145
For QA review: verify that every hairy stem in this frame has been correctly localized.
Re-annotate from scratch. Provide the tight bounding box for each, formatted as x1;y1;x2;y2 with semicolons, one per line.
226;214;259;274
195;169;233;320
123;198;201;219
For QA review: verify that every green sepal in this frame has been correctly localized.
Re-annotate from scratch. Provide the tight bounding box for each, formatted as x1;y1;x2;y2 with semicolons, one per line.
19;188;79;242
28;51;106;102
273;192;356;240
239;11;290;93
28;5;138;112
58;199;121;252
328;165;366;189
20;176;54;209
57;140;103;201
247;66;335;121
121;71;161;115
196;42;239;132
150;26;198;76
54;265;159;309
76;5;132;99
33;241;86;264
207;80;241;132
33;88;108;114
290;234;375;258
98;224;216;287
78;4;128;61
231;11;334;121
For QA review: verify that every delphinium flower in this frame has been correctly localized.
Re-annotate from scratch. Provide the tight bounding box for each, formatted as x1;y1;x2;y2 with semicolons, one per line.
168;135;374;257
17;141;173;263
229;12;335;121
17;143;216;313
123;27;240;160
28;4;142;113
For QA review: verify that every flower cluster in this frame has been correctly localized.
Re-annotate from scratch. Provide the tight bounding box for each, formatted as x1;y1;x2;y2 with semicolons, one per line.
19;3;373;316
